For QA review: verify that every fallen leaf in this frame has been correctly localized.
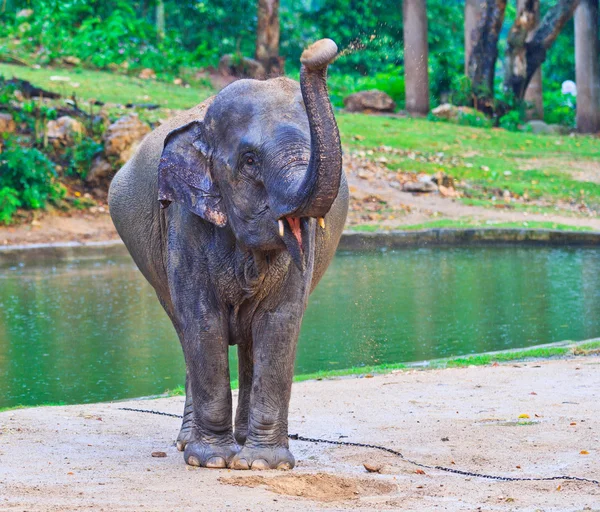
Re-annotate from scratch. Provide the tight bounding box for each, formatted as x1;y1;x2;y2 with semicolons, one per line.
67;472;74;475
556;485;562;491
518;414;530;419
570;422;576;426
580;450;589;455
415;469;426;475
151;451;167;458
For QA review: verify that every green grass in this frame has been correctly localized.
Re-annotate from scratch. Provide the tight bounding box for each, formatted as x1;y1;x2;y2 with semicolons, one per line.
348;219;595;232
338;113;600;209
0;63;213;111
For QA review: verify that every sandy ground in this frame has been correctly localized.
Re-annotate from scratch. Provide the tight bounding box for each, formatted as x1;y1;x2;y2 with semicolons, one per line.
1;357;598;511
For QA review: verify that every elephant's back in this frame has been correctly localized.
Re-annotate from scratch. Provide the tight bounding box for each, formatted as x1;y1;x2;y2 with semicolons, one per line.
108;97;216;296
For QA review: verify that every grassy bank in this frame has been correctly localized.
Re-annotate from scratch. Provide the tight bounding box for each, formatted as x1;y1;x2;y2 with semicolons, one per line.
1;339;598;413
348;219;597;232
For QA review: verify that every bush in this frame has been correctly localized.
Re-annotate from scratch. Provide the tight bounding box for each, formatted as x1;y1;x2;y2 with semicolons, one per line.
0;187;21;225
0;138;64;219
543;89;576;128
66;136;103;179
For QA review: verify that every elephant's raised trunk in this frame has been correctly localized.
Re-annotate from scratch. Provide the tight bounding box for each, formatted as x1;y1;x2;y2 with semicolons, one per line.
291;39;342;218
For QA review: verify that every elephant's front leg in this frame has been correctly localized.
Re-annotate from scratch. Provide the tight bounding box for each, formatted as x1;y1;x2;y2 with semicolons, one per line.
230;308;304;470
180;316;239;468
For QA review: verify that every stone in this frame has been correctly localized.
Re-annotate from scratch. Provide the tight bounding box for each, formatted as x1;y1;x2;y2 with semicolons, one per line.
0;113;16;134
526;120;563;135
139;68;157;80
343;90;396;113
218;54;266;80
86;155;113;186
403;176;438;193
46;116;86;147
63;56;81;66
103;114;151;164
431;103;483;122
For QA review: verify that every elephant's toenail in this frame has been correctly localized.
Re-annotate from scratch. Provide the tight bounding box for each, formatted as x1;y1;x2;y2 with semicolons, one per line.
231;458;249;470
251;459;270;470
187;455;200;467
176;441;185;452
276;462;292;470
206;457;226;468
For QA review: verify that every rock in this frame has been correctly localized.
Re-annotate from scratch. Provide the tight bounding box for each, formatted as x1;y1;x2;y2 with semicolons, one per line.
0;113;16;134
343;90;396;113
526;120;563;135
86;155;113;186
431;103;484;122
46;116;86;147
16;8;33;18
138;68;157;80
218;54;266;80
103;114;150;164
403;176;438;193
151;451;167;458
363;463;382;473
62;56;81;66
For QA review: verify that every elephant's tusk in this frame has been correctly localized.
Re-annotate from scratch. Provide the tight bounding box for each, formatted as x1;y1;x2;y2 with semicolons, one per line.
318;217;325;229
279;219;285;237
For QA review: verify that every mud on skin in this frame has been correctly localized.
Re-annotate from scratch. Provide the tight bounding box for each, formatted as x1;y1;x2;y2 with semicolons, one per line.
108;38;349;470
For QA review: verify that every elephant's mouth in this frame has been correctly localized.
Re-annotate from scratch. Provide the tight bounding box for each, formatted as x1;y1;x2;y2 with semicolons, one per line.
278;216;311;271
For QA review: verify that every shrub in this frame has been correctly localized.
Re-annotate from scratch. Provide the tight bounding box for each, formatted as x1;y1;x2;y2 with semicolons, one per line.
0;138;64;213
0;187;21;225
66;136;103;179
543;89;576;128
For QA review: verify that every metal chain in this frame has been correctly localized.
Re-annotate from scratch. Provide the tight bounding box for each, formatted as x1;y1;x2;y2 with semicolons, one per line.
119;407;599;485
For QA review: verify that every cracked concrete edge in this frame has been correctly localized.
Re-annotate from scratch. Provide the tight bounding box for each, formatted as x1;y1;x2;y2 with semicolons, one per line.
1;228;599;265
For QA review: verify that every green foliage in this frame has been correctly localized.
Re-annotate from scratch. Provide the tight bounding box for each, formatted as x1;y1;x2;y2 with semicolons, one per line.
0;138;63;218
0;187;21;225
326;65;405;108
543;89;576;128
499;109;524;132
66;136;103;179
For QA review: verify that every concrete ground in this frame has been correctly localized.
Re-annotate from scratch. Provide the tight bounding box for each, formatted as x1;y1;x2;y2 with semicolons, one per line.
1;357;599;511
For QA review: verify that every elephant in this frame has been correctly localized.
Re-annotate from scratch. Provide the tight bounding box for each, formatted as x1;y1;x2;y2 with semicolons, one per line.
108;39;348;470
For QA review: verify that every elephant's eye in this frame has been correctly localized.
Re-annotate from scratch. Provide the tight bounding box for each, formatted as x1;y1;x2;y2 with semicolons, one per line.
244;154;256;166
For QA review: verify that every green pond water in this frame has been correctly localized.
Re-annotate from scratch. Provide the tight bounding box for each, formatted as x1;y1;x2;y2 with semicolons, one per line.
1;246;599;408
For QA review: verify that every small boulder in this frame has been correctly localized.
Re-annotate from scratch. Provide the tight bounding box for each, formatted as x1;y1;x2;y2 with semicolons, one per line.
344;90;396;113
46;116;86;147
103;114;151;164
431;103;484;122
218;54;266;80
139;68;157;80
62;56;81;66
0;113;16;134
403;175;438;193
86;155;113;186
526;120;563;135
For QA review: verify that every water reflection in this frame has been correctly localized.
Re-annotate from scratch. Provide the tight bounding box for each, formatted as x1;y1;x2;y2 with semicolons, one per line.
1;247;599;408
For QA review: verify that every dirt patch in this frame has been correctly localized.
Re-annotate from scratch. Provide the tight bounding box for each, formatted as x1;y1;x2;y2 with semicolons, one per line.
221;472;395;502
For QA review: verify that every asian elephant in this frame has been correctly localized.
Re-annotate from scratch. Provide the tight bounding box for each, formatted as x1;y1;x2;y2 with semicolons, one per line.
108;39;348;470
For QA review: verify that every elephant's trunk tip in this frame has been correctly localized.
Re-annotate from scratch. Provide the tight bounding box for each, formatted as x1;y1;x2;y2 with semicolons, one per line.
300;39;338;70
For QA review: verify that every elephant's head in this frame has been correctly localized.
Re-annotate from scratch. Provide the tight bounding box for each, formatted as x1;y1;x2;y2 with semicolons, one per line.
157;39;342;270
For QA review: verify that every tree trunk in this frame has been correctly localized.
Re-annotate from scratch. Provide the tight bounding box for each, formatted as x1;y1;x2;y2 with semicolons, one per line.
468;0;507;111
518;0;544;119
255;0;283;77
403;0;430;116
504;0;580;100
155;0;165;42
575;0;600;133
464;0;484;75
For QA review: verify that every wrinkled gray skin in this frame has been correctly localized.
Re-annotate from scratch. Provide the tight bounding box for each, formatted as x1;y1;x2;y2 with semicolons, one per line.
108;39;348;470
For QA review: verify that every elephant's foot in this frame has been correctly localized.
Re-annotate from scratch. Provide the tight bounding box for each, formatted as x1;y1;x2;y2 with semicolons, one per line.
176;424;193;452
184;441;240;469
229;446;295;470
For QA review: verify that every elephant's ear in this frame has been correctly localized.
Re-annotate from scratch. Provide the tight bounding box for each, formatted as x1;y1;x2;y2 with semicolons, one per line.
158;120;227;227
